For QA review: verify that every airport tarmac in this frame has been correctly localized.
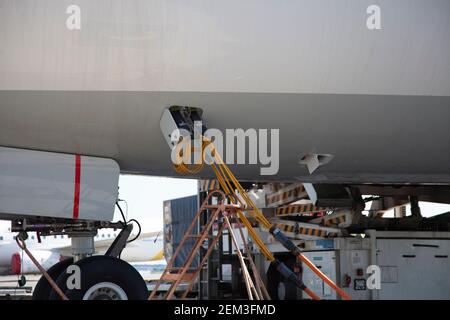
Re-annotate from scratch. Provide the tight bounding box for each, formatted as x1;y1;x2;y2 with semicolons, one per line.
0;270;164;300
0;274;38;299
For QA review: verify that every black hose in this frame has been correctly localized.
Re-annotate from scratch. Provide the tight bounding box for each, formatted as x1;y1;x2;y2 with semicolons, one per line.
115;202;142;243
116;202;127;226
126;219;141;243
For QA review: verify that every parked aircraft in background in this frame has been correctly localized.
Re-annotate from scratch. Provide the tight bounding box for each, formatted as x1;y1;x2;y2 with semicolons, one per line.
0;222;163;275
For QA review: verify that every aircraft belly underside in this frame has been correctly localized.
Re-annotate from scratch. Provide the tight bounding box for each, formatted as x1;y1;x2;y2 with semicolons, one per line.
0;90;449;184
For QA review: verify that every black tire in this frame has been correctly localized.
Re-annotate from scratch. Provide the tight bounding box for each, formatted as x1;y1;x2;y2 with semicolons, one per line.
276;279;298;300
267;259;298;300
267;263;281;299
32;258;74;300
49;256;148;300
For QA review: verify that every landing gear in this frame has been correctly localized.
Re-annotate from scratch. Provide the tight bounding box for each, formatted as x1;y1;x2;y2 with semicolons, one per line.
275;279;297;300
49;256;148;300
32;258;74;300
14;219;146;300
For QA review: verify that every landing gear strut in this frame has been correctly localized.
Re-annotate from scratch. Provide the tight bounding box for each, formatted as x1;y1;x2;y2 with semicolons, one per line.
14;218;148;300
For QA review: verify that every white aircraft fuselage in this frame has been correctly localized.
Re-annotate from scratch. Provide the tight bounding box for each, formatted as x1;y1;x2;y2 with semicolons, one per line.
0;0;450;183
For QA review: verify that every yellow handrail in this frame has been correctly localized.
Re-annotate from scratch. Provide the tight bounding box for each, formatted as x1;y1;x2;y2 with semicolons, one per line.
173;137;351;300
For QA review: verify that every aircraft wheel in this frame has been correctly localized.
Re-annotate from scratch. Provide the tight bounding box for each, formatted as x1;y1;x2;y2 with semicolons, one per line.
49;256;148;300
32;258;74;300
267;260;298;300
276;279;297;300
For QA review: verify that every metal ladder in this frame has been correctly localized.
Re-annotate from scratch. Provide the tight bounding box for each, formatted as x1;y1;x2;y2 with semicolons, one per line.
198;187;224;299
149;190;233;300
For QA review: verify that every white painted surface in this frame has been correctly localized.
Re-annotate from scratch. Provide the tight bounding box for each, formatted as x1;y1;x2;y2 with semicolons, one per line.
301;234;450;299
0;1;449;96
302;250;338;299
0;147;119;221
377;238;450;299
0;1;450;183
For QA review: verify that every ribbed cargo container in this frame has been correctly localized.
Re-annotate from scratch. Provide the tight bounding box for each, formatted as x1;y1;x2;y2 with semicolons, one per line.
163;194;199;268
